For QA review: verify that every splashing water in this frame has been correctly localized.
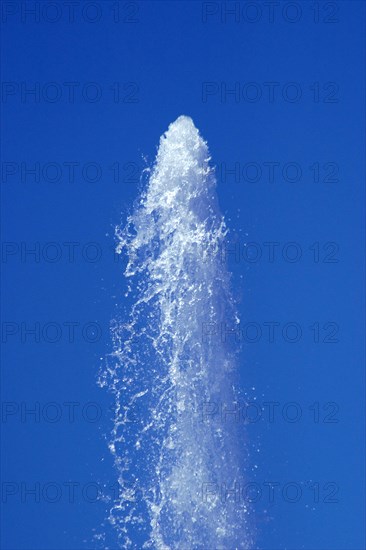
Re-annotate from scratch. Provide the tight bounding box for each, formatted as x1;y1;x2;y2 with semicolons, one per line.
100;116;253;549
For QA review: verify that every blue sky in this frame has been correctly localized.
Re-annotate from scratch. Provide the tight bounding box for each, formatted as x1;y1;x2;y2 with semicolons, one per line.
1;1;365;549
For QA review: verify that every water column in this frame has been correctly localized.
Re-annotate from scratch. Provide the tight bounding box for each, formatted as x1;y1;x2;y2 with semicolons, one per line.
100;116;253;549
